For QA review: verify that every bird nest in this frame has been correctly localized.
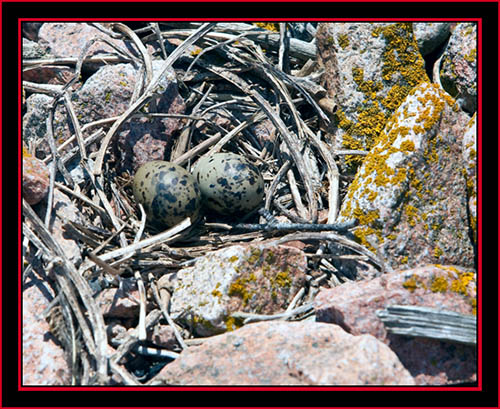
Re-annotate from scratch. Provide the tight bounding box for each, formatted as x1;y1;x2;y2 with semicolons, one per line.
22;22;384;385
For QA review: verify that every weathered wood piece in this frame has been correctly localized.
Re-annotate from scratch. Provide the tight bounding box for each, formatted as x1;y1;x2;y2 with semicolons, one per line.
376;305;477;346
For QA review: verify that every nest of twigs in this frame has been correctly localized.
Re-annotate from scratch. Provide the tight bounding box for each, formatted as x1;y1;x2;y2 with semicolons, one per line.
22;22;385;385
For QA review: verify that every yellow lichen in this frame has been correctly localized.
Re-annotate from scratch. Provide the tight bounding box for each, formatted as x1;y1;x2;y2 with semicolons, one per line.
246;247;262;264
430;275;448;292
265;250;275;264
211;289;222;298
337;33;350;49
272;270;292;289
224;315;243;332
433;246;443;258
404;204;419;227
402;275;426;292
253;22;279;32
228;274;256;306
22;145;32;158
336;24;427;173
450;271;475;296
464;48;476;63
400;140;415;152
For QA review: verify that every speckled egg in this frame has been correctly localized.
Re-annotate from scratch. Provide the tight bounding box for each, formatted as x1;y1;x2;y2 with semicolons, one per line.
132;161;201;228
193;153;265;215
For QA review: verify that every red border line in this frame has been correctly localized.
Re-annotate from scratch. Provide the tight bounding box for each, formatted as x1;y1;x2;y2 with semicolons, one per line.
6;0;500;3
20;17;483;22
18;17;483;393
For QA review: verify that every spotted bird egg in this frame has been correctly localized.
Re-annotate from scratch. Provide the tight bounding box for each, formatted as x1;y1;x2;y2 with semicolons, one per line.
132;161;201;228
193;153;264;215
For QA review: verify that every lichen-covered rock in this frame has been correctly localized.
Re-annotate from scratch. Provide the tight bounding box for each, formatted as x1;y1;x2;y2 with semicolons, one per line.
338;81;475;270
462;113;477;245
169;244;307;337
413;23;451;56
315;264;477;385
316;22;429;173
151;321;415;385
22;147;50;205
440;23;477;114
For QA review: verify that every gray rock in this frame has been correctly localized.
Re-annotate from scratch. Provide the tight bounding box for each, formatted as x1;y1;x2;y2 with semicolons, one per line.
413;23;451;56
288;22;317;42
22;38;50;59
22;93;53;153
151;321;415;385
440;23;477;114
316;22;429;173
338;81;475;270
169;244;307;337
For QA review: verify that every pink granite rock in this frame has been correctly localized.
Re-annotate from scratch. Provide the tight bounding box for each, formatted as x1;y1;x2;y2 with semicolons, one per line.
38;23;127;60
151;325;178;350
151;321;415;385
114;66;186;174
33;189;83;266
96;283;144;319
22;150;50;205
22;275;70;385
314;264;477;385
22;65;75;86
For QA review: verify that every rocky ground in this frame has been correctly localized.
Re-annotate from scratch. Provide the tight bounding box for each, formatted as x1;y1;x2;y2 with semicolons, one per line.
22;22;477;386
